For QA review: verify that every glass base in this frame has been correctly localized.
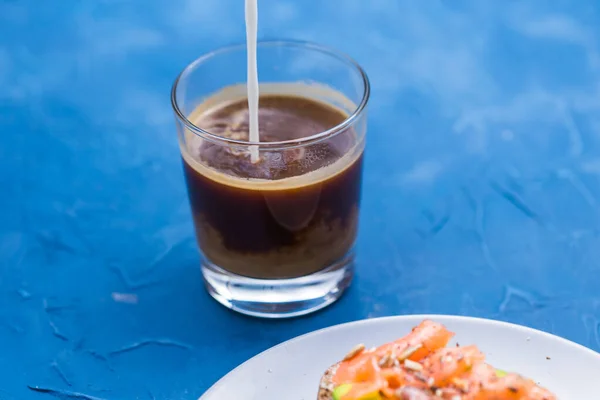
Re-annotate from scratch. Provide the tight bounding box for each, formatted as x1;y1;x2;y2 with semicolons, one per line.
202;252;354;318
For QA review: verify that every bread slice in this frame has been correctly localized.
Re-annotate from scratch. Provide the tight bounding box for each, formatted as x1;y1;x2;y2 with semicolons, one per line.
317;363;339;400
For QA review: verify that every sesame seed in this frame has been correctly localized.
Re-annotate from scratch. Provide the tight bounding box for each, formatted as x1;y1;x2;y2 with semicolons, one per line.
398;344;422;361
378;354;391;367
404;359;423;371
343;344;365;361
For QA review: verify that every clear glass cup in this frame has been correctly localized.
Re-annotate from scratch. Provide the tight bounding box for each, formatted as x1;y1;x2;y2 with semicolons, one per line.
171;40;369;318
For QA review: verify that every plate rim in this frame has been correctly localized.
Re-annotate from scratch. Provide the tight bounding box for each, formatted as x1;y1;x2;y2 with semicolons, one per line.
199;314;600;399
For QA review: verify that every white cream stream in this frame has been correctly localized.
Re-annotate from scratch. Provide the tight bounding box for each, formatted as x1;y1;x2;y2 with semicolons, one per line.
245;0;260;162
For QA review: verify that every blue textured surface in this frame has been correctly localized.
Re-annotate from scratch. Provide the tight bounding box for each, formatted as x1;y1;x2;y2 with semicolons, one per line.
2;0;600;398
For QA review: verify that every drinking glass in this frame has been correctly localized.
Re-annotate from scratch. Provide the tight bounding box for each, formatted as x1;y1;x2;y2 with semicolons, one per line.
171;40;370;318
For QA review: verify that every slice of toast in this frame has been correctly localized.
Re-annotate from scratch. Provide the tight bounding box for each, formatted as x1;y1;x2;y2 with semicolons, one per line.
315;319;557;400
317;363;339;400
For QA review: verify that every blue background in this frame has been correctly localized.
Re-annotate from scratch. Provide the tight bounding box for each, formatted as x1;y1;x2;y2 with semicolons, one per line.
2;0;600;398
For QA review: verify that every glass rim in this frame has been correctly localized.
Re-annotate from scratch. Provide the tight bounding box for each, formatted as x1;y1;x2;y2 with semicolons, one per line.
170;39;370;149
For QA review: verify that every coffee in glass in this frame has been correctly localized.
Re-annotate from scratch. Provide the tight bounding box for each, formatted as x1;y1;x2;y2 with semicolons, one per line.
172;42;369;318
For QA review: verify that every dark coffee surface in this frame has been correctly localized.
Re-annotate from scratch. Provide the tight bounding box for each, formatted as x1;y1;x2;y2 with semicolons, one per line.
192;95;352;180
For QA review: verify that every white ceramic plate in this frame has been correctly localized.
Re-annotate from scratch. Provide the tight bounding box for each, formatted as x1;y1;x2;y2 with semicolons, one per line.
200;315;600;399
